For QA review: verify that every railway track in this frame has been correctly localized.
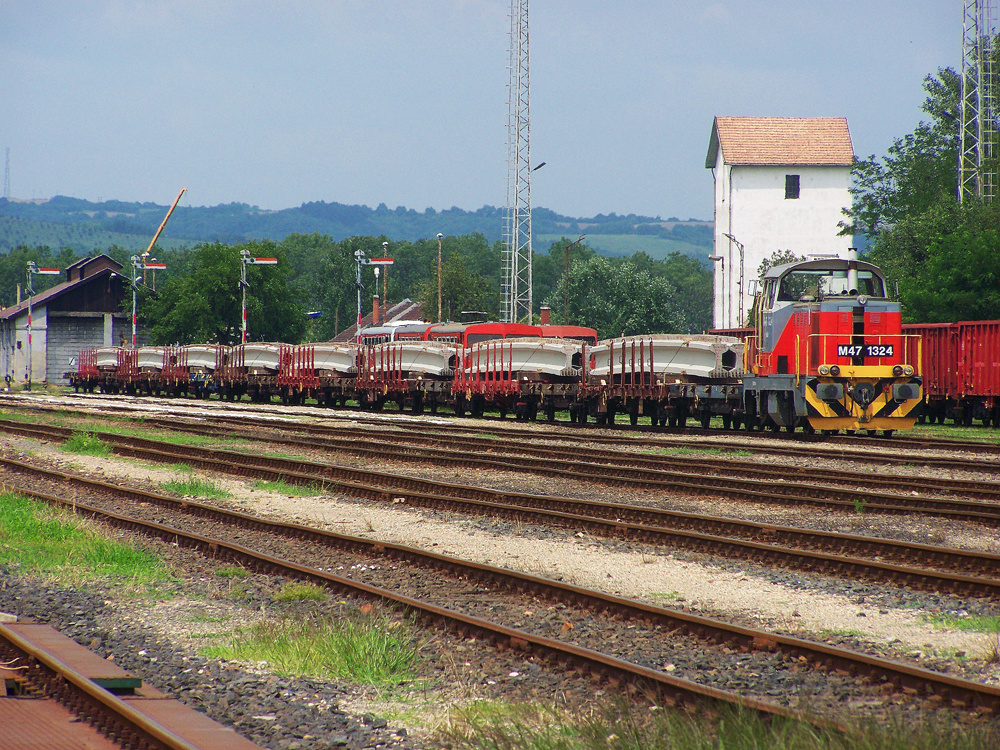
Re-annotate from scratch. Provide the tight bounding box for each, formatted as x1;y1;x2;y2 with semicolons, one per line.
4;422;1000;599
5;415;1000;528
6;457;1000;722
9;392;1000;463
8;395;1000;478
129;413;1000;504
0;619;264;749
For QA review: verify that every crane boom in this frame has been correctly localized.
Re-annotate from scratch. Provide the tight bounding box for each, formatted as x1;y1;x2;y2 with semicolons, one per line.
144;187;187;256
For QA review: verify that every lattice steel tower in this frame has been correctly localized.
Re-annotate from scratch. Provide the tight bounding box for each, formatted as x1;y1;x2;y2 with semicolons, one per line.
503;0;532;323
3;148;9;200
960;0;997;203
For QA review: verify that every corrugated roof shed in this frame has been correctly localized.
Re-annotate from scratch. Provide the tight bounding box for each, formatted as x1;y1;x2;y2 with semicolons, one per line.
706;116;854;168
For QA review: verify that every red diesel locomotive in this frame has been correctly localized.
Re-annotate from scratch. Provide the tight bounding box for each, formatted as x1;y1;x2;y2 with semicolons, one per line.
741;250;923;434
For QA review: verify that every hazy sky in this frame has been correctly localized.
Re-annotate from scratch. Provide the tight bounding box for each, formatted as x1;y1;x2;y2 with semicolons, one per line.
3;1;961;221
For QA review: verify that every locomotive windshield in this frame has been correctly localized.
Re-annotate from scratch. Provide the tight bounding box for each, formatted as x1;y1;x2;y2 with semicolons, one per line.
775;268;884;303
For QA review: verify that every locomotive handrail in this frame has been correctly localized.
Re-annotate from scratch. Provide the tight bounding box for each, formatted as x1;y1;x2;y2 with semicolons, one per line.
802;333;922;376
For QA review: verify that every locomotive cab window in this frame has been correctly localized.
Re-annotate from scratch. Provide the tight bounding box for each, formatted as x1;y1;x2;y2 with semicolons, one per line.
778;269;885;301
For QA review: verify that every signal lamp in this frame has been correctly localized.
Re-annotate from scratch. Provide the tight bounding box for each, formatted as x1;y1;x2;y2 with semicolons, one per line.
830;365;841;376
818;365;831;376
903;365;914;376
892;365;903;377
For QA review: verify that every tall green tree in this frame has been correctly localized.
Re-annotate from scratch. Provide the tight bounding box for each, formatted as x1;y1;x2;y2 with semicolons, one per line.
0;245;77;307
546;255;687;339
844;66;961;236
416;254;499;321
279;233;355;340
142;241;306;345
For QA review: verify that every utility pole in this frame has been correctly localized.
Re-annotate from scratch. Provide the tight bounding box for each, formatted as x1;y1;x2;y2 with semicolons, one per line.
436;233;443;323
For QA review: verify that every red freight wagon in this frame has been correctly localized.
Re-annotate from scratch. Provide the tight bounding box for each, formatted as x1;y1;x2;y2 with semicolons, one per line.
901;323;956;423
903;321;1000;426
958;320;1000;425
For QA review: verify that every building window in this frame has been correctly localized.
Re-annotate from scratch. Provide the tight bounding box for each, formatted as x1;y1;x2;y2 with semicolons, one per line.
785;174;800;199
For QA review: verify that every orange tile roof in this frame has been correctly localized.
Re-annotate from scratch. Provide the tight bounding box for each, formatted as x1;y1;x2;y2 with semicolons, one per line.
706;116;854;167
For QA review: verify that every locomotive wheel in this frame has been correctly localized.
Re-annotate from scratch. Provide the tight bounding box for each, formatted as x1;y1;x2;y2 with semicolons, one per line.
722;414;732;430
700;411;712;429
629;412;639;426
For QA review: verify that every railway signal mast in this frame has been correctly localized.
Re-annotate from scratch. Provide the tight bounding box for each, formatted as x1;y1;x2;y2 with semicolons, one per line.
239;251;277;344
25;261;60;390
503;0;533;324
960;0;998;203
129;255;168;348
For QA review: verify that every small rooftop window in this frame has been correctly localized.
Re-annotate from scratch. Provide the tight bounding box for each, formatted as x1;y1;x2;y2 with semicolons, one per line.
785;174;800;200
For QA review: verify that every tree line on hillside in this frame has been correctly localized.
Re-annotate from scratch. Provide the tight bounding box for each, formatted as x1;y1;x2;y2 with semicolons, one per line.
844;37;1000;323
0;235;714;344
0;196;712;252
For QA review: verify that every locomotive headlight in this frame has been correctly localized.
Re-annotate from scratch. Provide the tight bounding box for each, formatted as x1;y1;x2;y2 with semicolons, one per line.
892;365;903;377
830;365;841;376
818;365;831;376
903;365;914;376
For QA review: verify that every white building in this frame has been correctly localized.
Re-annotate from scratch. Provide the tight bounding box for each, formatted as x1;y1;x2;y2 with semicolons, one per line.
705;116;855;329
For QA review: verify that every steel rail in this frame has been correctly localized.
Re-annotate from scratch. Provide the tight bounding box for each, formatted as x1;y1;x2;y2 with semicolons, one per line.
2;483;821;724
7;469;1000;718
130;414;1000;504
0;625;206;750
12;395;1000;467
5;418;998;527
4;424;1000;600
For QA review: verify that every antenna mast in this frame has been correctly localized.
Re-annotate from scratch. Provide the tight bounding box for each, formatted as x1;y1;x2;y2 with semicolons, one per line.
503;0;532;323
960;0;997;203
3;148;9;200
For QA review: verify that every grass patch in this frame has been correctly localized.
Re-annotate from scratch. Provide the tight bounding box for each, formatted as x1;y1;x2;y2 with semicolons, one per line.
252;479;323;497
162;475;232;500
0;409;41;424
274;582;327;602
924;613;1000;632
216;565;250;578
59;431;112;457
0;492;168;584
908;422;1000;445
644;446;739;457
202;614;418;686
435;700;999;750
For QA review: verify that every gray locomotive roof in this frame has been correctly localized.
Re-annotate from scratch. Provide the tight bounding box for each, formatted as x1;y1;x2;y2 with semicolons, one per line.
764;257;884;280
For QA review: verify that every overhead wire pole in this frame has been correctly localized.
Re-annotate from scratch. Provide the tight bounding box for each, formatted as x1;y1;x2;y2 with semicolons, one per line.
503;0;533;323
239;251;277;344
960;0;997;203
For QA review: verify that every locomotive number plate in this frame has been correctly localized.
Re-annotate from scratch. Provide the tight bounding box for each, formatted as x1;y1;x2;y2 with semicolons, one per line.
837;344;894;358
